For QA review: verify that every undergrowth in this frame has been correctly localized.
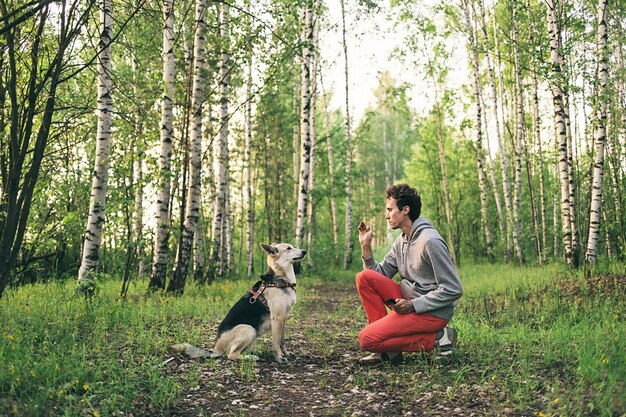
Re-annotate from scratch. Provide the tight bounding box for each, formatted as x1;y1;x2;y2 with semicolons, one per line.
0;261;624;416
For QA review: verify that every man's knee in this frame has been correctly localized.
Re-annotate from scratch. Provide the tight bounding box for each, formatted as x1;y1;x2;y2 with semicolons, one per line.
358;328;382;352
355;269;376;288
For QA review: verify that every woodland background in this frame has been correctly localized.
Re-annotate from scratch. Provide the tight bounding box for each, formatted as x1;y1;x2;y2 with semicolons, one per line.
1;1;625;415
0;0;624;297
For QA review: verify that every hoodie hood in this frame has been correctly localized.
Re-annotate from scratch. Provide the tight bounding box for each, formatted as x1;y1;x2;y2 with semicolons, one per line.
404;217;436;243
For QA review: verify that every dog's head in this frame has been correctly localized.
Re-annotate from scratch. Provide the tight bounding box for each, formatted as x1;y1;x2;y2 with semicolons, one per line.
260;243;306;272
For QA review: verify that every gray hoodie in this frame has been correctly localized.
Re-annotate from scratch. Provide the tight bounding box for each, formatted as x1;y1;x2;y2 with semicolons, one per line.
362;217;463;320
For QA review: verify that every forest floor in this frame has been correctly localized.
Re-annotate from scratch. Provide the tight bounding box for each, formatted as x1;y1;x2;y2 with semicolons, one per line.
162;280;535;417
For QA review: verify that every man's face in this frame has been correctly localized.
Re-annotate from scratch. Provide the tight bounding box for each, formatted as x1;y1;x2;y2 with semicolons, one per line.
385;197;408;230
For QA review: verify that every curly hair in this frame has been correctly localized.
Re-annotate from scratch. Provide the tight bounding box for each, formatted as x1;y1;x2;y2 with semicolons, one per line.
386;183;421;221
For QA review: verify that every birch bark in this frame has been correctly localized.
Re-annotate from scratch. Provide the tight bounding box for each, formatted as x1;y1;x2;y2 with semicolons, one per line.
168;0;207;294
78;0;113;284
210;2;231;279
341;0;354;269
148;0;175;291
510;6;525;263
546;0;575;266
479;0;513;260
585;0;609;265
462;0;494;261
295;2;313;249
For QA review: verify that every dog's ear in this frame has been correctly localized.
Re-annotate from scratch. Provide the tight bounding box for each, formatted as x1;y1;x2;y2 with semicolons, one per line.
260;243;278;255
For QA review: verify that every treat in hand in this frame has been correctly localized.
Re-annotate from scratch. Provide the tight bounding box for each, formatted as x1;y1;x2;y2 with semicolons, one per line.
358;220;366;232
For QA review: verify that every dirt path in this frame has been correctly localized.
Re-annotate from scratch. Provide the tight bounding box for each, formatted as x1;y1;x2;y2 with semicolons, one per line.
163;280;499;417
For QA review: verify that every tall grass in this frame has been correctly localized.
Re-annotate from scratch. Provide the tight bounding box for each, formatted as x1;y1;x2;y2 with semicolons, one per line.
1;261;624;416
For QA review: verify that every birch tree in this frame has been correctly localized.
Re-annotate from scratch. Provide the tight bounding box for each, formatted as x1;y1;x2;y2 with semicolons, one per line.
244;11;255;277
585;0;609;266
546;0;575;266
320;78;340;264
461;0;494;261
210;2;231;280
306;11;319;265
510;3;525;263
168;0;207;294
479;0;513;260
295;1;313;249
77;0;113;286
341;0;354;269
148;0;175;291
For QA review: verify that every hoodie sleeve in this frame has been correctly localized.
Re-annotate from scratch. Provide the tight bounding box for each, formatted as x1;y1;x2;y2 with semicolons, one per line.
362;239;399;279
410;238;463;314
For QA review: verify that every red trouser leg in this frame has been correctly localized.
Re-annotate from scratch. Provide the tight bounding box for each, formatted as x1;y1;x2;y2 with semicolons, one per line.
355;269;448;353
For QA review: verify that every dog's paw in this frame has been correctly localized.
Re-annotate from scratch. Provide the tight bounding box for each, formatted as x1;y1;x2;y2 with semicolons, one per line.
282;350;294;358
275;355;289;364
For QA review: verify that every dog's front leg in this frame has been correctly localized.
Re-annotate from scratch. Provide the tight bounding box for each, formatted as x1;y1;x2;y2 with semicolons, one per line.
271;313;288;363
280;317;292;358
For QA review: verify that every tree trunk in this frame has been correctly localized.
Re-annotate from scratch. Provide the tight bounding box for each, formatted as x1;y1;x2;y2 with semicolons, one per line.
295;2;313;249
321;80;340;265
168;0;207;294
585;0;609;266
131;55;145;278
245;45;255;277
462;0;494;261
435;104;457;266
532;71;548;264
479;0;513;261
78;0;113;284
148;0;175;291
341;0;354;269
0;2;81;299
193;215;205;282
546;0;575;267
306;14;319;266
210;2;231;280
510;5;525;264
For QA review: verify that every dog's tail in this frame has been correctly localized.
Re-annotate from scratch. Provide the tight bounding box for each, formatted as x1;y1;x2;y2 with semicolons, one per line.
170;343;214;359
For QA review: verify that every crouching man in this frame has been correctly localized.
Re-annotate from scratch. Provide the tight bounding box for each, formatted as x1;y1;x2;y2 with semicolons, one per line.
356;183;463;364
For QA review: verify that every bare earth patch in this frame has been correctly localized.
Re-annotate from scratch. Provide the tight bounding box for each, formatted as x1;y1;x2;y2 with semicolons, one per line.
161;280;538;416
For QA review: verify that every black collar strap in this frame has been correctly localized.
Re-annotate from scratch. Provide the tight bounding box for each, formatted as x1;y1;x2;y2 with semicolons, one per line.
248;280;296;311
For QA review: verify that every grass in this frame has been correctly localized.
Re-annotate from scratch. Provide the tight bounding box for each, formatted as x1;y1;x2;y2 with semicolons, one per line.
0;261;625;416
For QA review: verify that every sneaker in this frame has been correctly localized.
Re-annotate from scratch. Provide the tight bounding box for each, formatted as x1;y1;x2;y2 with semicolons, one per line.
435;327;458;356
358;352;403;365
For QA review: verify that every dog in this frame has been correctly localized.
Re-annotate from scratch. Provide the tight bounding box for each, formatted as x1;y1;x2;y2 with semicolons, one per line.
172;243;306;363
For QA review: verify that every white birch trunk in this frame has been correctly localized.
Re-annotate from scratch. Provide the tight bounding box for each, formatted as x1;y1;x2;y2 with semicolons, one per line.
321;82;340;264
462;0;493;260
245;49;255;277
78;0;113;284
436;105;457;266
341;0;354;269
546;0;574;266
479;0;513;260
306;17;319;265
295;3;313;249
193;215;205;281
564;93;579;265
532;72;547;264
131;57;145;278
149;0;175;291
585;0;609;265
511;7;525;263
210;3;231;279
169;0;207;293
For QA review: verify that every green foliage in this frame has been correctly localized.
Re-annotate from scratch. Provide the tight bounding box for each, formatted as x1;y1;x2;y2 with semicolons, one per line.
2;263;625;415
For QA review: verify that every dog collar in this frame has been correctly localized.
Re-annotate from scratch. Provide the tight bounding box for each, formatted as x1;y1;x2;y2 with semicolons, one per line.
248;280;296;311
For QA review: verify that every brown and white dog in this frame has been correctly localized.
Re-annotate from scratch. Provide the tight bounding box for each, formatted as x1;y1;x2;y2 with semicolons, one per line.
210;243;306;362
173;243;306;363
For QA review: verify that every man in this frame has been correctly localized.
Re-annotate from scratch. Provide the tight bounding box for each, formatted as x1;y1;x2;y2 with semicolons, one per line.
356;183;462;364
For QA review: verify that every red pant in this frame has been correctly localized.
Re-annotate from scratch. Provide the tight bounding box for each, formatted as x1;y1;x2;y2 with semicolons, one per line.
356;269;448;353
